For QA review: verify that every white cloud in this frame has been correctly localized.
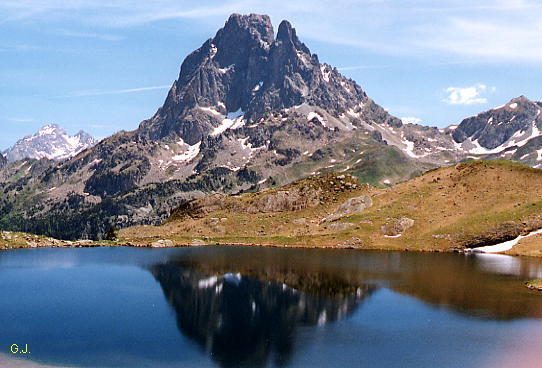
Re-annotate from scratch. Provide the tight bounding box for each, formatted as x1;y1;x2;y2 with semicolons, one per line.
54;29;123;41
58;85;171;98
401;117;422;125
412;17;542;62
1;0;542;63
442;84;494;105
9;117;35;123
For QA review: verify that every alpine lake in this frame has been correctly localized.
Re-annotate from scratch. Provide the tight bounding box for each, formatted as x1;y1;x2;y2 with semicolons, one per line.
1;245;542;368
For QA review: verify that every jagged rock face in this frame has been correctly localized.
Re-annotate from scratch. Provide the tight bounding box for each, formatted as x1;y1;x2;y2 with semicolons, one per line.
0;154;6;169
453;96;542;152
3;124;97;162
139;14;275;143
138;14;400;145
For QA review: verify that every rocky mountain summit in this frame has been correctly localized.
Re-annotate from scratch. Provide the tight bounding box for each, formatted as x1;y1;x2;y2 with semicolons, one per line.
139;14;400;143
3;124;96;162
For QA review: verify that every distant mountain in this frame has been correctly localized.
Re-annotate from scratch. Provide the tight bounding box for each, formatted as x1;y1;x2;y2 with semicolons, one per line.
450;96;542;167
3;124;97;162
453;96;542;152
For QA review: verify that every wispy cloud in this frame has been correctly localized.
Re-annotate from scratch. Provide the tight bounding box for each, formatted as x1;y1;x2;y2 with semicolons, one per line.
54;29;123;41
442;84;495;105
8;117;36;123
338;60;486;71
1;0;542;64
412;17;542;62
56;85;171;98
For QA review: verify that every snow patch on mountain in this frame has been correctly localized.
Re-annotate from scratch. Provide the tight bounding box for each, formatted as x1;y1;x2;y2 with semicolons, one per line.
462;122;542;155
211;109;246;136
307;112;327;127
172;139;201;163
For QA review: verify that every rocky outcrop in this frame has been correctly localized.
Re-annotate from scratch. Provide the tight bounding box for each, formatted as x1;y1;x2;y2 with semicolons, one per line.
245;187;321;213
525;279;542;291
326;222;354;231
381;217;414;237
457;217;542;248
322;195;372;223
151;239;174;248
171;185;322;221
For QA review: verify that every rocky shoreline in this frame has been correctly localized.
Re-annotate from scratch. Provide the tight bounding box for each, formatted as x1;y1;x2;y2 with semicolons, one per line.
0;230;529;255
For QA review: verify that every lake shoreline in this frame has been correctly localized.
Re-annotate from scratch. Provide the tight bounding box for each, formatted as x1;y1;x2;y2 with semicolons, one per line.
0;227;542;258
3;234;541;259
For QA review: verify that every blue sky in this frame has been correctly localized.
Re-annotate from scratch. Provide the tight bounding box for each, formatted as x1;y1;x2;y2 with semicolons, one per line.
1;0;542;149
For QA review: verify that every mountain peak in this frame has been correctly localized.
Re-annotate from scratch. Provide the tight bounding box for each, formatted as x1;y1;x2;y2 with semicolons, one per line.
38;124;64;135
276;20;293;41
139;13;397;144
452;96;542;151
216;13;274;49
224;13;274;38
4;124;97;162
507;95;532;106
276;20;310;54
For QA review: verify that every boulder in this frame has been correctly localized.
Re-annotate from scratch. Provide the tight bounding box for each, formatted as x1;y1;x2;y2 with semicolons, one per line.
381;217;414;237
246;188;321;213
322;195;373;223
151;239;174;248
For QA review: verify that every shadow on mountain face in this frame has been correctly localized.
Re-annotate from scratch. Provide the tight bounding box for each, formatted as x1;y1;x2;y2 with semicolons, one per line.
149;261;375;368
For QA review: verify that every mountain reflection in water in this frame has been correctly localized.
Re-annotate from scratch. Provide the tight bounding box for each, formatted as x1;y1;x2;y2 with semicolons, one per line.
147;246;542;367
149;262;375;368
2;247;542;368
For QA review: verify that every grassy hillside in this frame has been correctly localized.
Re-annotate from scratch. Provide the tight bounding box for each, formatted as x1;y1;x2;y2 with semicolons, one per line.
120;160;542;256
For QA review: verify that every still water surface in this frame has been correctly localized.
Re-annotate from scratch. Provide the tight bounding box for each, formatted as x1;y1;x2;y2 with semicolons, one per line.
1;246;542;368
